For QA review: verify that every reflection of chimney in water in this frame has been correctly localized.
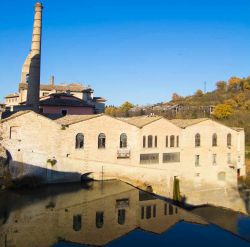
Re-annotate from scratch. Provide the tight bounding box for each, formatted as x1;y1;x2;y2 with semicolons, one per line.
21;2;43;112
50;75;55;87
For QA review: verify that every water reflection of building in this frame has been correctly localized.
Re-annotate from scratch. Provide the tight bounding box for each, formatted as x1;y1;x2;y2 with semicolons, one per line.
0;181;207;247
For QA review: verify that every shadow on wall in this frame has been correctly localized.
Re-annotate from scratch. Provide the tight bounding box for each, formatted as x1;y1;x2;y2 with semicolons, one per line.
6;159;93;188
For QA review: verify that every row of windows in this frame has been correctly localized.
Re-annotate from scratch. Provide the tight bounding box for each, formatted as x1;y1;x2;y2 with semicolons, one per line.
73;203;178;231
75;132;233;150
73;209;126;231
140;152;180;164
143;135;179;148
75;133;128;149
141;203;178;220
195;133;232;147
195;171;227;181
194;153;238;166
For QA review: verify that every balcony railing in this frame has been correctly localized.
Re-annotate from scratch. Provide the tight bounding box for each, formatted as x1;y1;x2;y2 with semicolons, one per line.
117;148;130;158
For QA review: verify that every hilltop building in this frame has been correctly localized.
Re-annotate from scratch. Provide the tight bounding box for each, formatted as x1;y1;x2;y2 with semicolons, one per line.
4;2;106;114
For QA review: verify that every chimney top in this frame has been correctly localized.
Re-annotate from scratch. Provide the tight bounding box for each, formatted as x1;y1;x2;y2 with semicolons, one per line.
50;75;55;87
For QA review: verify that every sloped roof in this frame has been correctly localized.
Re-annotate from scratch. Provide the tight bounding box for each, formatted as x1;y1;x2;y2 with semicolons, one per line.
170;118;208;128
40;98;94;107
19;83;86;92
5;93;19;98
55;114;102;125
1;110;32;123
119;115;163;128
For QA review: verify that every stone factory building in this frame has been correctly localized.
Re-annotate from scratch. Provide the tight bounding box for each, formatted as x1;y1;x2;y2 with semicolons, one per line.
0;110;246;210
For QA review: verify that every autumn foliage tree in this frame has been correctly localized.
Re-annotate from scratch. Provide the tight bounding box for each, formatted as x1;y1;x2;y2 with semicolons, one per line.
212;104;233;119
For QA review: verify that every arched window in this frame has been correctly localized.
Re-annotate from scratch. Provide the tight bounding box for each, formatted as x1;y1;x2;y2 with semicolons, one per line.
73;215;82;231
143;136;146;148
118;209;126;225
75;133;84;149
170;135;175;147
148;135;153;148
96;211;104;228
195;133;200;147
227;133;232;147
98;133;106;149
120;133;127;148
212;133;217;147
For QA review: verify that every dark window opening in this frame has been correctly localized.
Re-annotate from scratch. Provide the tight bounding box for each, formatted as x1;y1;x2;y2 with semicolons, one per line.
98;133;106;149
143;136;146;148
154;136;157;148
61;109;67;116
163;152;180;163
195;133;200;147
120;133;127;148
146;206;151;219
73;215;82;231
227;133;232;147
75;133;84;149
212;133;217;147
169;205;173;215
140;153;159;164
141;206;145;219
148;135;153;148
96;211;104;228
118;209;126;225
170;135;175;147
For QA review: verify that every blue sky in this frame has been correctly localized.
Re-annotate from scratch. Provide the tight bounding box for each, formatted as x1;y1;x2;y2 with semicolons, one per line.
0;0;250;105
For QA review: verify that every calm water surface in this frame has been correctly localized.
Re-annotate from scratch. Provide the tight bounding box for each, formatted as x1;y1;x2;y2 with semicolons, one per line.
0;180;250;247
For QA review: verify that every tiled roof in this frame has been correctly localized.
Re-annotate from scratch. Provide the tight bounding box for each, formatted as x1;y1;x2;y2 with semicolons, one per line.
119;115;162;128
19;83;86;92
5;93;19;98
170;118;208;128
231;127;244;132
40;98;94;107
55;114;102;125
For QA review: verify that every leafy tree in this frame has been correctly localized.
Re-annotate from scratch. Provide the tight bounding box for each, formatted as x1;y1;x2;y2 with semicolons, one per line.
228;76;242;91
212;104;233;119
195;89;203;97
224;99;238;109
172;93;182;102
216;81;227;92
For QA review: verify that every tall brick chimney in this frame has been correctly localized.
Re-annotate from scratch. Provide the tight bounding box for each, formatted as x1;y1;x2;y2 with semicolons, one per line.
21;2;43;112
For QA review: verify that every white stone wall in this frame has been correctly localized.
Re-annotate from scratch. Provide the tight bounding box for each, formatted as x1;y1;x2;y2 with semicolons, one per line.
0;112;246;207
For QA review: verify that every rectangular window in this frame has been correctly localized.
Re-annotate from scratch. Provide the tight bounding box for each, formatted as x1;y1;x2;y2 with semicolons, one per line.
212;154;217;165
227;153;231;164
153;205;156;217
176;136;179;147
164;204;168;215
141;206;145;219
195;155;200;166
154;136;157;148
10;126;20;140
146;206;151;219
166;136;168;147
163;152;180;163
140;153;159;164
143;136;146;148
169;205;173;215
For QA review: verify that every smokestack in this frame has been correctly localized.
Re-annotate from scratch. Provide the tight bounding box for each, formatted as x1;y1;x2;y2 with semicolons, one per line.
21;2;43;112
50;75;55;87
